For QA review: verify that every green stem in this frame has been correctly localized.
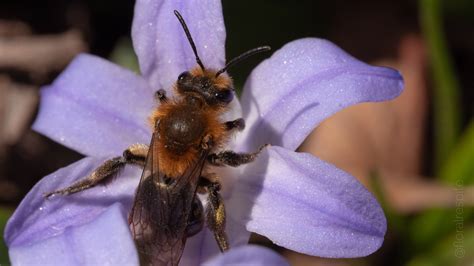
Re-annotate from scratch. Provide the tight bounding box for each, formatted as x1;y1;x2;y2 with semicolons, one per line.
440;119;474;184
419;0;461;174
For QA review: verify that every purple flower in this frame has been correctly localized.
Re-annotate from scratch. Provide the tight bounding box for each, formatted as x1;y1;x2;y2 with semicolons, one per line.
4;0;403;265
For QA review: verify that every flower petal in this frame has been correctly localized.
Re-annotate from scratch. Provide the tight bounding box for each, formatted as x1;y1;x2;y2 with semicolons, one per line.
132;0;226;91
238;38;403;151
230;146;386;258
203;245;289;266
32;54;154;157
8;204;138;265
5;157;141;264
179;228;217;266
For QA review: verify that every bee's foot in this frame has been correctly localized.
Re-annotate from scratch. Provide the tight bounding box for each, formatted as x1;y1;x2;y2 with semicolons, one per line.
259;143;271;152
43;190;66;199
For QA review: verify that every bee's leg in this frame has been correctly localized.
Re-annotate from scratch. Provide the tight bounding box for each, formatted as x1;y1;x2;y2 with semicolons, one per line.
154;89;168;103
207;144;269;167
199;176;229;252
224;118;245;132
44;144;149;198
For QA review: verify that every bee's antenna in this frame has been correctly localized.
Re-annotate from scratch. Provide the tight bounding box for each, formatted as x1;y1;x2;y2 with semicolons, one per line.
215;46;271;77
174;10;205;70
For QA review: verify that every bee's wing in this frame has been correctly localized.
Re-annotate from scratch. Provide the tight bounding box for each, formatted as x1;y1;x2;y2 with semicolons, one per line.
129;129;209;265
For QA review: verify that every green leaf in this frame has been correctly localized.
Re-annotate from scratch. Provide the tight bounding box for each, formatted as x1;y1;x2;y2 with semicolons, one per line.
109;37;140;73
410;121;474;250
440;120;474;185
407;225;474;266
412;0;469;251
419;0;461;171
0;208;12;264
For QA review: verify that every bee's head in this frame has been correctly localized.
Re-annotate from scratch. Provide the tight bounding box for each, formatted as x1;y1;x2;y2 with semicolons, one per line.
173;10;270;107
176;67;234;107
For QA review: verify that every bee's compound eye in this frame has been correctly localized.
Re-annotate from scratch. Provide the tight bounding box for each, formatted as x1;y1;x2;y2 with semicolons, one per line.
215;89;234;103
178;71;190;82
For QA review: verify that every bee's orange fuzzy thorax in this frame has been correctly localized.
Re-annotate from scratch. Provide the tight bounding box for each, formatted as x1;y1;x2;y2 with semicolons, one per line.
148;97;229;178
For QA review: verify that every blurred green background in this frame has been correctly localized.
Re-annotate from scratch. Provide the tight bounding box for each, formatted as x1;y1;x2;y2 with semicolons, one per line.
0;0;473;265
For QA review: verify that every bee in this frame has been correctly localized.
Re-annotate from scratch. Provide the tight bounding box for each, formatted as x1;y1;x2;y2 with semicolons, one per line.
45;10;270;266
